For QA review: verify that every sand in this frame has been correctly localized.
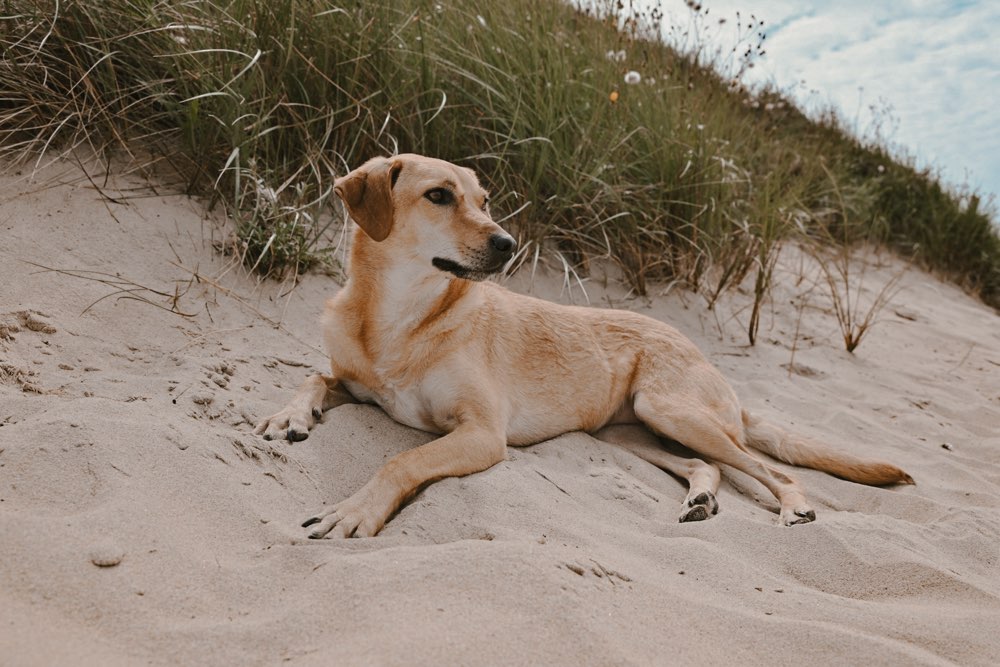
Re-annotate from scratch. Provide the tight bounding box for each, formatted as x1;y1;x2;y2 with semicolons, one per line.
1;159;999;666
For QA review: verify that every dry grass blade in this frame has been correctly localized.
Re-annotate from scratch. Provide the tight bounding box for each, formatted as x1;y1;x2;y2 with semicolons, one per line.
167;259;326;356
24;262;198;318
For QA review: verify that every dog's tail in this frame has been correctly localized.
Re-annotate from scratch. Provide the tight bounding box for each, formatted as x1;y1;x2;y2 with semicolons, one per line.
741;410;914;486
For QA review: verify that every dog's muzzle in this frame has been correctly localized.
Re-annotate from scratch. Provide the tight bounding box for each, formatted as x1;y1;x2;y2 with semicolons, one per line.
432;233;517;281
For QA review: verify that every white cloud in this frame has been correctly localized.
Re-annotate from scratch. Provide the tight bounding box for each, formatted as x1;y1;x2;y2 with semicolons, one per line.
668;1;1000;203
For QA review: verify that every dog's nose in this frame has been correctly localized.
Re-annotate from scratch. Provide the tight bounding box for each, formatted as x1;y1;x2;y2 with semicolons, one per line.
490;234;517;256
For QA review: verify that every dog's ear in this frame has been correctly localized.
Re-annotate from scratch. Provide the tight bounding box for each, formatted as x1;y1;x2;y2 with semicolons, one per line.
334;158;403;242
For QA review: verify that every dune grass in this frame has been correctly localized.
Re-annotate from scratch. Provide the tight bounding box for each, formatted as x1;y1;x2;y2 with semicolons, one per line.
2;0;998;334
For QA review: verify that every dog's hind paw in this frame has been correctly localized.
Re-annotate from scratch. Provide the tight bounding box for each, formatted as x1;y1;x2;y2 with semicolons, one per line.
678;490;719;523
780;507;816;526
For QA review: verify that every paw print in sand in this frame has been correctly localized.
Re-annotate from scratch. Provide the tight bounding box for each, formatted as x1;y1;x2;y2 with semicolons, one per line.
0;310;57;342
0;361;44;393
205;361;235;389
0;311;55;393
186;361;248;423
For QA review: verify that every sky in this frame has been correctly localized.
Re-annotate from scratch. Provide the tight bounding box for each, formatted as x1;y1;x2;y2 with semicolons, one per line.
665;0;999;206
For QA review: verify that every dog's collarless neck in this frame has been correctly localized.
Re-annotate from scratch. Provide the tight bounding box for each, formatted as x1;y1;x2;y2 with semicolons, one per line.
347;263;478;342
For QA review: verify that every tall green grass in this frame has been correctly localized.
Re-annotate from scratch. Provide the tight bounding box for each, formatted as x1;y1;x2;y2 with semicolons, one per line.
2;0;998;323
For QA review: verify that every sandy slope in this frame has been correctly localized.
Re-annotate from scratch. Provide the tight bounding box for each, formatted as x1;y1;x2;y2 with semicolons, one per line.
1;160;998;666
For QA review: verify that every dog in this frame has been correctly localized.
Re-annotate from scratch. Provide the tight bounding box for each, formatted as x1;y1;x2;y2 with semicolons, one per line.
255;154;913;538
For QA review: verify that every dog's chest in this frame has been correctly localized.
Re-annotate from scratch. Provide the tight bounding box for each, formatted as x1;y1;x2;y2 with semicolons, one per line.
326;326;442;432
340;374;441;434
325;281;478;435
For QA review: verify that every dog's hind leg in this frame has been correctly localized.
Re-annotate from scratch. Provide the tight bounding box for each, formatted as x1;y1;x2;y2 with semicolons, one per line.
632;390;816;526
596;425;721;522
622;439;722;522
254;374;356;442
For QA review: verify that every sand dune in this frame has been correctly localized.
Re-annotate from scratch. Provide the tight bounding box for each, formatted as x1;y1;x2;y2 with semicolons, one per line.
2;161;999;666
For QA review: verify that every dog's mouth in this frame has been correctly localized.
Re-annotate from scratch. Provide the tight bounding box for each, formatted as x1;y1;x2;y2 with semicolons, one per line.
432;257;504;281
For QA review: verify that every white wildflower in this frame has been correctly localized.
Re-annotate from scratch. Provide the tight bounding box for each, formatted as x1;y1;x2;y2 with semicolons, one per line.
877;165;886;173
477;14;487;28
256;182;277;204
624;70;641;85
764;103;775;111
605;49;626;62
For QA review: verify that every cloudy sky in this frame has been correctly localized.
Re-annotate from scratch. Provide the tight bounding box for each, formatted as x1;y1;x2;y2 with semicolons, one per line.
670;0;999;206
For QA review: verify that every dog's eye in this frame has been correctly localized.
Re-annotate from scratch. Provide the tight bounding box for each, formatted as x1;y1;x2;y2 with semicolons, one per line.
424;188;453;205
481;197;490;212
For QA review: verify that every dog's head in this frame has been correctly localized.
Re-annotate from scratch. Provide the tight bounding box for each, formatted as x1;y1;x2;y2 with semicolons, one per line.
334;154;517;281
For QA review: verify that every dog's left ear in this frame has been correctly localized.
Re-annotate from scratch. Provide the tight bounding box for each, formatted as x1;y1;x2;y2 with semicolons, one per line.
334;158;403;242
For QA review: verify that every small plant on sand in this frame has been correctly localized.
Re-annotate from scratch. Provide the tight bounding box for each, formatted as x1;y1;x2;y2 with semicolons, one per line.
805;167;905;353
811;244;904;353
222;157;342;278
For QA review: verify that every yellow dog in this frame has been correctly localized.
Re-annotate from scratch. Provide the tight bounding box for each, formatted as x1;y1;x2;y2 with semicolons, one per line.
256;154;912;538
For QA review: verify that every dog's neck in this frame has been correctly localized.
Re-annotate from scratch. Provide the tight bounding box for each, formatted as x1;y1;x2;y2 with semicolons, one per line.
345;230;478;351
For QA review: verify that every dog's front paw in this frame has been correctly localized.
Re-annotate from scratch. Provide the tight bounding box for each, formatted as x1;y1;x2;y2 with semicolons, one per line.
253;405;320;442
301;494;385;539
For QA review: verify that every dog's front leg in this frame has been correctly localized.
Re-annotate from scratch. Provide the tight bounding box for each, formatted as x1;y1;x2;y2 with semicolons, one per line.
254;374;356;442
302;423;507;538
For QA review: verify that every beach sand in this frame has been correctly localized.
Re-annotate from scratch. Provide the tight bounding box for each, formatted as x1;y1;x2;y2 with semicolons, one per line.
2;160;998;666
